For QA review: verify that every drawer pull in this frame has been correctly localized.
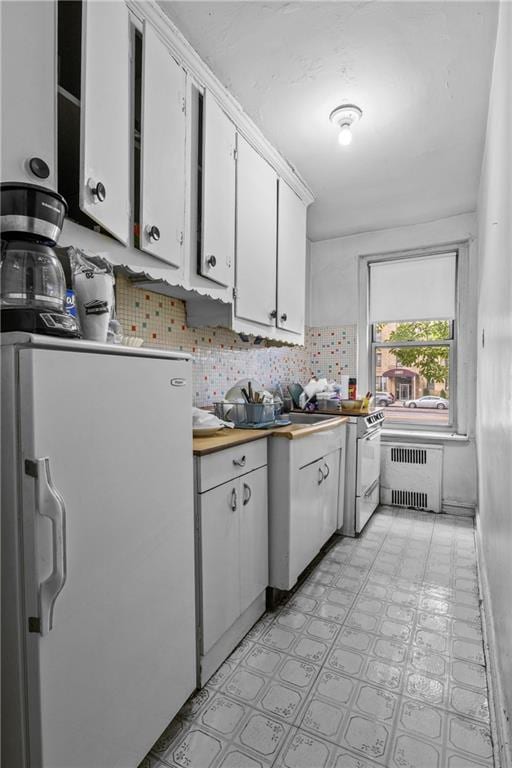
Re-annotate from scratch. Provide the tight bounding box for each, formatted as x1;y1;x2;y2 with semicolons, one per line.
243;482;252;506
233;455;246;467
230;487;238;511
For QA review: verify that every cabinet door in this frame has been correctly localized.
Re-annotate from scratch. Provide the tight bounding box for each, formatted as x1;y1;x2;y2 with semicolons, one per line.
140;22;186;267
80;0;130;244
235;136;277;325
239;467;268;613
290;458;325;585
200;481;240;654
1;1;56;187
200;91;236;287
276;180;307;334
320;450;341;545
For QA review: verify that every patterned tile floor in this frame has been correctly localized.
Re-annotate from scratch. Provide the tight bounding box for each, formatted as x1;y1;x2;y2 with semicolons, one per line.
140;507;494;768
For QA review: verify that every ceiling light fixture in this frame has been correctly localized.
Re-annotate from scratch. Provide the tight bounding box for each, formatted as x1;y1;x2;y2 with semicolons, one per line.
329;103;363;146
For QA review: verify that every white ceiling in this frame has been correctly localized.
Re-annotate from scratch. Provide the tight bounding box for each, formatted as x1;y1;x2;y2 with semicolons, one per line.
159;1;499;242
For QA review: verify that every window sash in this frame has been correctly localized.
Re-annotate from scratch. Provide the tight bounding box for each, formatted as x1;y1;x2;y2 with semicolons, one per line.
372;321;454;345
371;338;454;429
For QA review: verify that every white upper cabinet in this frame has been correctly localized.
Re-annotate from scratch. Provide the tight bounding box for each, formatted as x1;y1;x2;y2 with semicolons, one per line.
199;91;236;288
235;135;277;326
277;180;307;334
80;0;130;244
140;22;186;268
1;1;56;188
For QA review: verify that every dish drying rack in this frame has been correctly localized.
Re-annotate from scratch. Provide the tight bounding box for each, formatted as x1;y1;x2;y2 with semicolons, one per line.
214;402;289;429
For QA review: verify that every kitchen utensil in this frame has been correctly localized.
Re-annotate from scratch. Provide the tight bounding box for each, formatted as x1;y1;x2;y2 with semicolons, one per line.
193;425;225;437
287;383;304;409
225;378;264;403
340;399;364;410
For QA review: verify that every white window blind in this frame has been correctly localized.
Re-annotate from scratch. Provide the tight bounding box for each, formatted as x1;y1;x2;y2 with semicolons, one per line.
369;252;456;323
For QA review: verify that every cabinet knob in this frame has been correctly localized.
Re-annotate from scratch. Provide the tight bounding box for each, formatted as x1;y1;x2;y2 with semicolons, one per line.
269;309;277;319
207;254;217;268
146;225;160;242
88;180;106;203
233;455;246;467
280;313;288;322
28;157;50;180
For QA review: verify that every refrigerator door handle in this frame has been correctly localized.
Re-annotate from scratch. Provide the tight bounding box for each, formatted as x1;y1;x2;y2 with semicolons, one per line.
30;457;68;635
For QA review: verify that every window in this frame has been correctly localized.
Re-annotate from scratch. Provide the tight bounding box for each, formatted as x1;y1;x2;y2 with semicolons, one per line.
368;251;457;429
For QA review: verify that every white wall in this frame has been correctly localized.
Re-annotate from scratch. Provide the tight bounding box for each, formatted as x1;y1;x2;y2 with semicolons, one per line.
476;3;512;763
308;212;479;512
309;213;477;327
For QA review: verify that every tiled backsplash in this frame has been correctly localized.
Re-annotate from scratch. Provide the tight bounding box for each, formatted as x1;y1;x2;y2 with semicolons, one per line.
115;273;357;405
306;325;357;379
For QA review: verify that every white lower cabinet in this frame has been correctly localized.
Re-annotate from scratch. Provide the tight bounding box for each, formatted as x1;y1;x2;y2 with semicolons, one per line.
268;424;346;591
195;441;268;686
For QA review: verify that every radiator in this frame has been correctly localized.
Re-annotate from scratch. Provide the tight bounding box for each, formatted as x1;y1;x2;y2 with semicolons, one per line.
380;443;443;512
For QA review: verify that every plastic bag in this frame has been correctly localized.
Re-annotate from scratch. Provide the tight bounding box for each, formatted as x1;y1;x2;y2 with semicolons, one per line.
70;249;117;343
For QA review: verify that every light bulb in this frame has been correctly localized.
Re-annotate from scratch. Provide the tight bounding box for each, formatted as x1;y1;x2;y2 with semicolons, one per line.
338;124;353;146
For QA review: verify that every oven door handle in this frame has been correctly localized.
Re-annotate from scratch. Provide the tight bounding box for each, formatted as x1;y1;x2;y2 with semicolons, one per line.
365;430;381;441
363;477;380;498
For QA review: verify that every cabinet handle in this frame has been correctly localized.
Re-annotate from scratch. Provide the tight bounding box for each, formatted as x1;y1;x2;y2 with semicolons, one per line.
243;482;252;506
280;313;288;322
28;157;50;180
269;309;277;319
88;180;106;203
207;254;217;267
233;455;246;467
318;467;324;485
26;458;67;635
230;487;238;511
323;462;330;479
146;225;160;242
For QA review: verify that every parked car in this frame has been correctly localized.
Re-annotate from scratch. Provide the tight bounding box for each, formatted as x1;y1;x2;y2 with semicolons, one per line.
403;395;449;409
375;391;395;406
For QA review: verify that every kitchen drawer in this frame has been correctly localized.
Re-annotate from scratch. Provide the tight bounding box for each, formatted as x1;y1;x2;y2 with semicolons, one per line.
293;422;346;469
196;439;267;493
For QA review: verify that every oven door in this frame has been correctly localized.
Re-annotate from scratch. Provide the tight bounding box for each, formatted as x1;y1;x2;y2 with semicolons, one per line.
356;428;381;497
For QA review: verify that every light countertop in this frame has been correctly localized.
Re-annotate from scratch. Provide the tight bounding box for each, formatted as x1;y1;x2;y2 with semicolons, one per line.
193;415;348;455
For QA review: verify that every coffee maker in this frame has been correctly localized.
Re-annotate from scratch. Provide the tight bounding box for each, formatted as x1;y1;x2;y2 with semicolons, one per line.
0;183;80;337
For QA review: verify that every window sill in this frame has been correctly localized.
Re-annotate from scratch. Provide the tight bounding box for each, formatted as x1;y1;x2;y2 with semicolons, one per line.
381;429;470;443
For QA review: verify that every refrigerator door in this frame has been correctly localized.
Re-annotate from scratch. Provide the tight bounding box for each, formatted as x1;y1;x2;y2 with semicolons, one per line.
18;348;195;768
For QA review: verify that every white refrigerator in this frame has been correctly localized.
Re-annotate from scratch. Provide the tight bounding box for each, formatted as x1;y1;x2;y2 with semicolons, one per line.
2;333;196;768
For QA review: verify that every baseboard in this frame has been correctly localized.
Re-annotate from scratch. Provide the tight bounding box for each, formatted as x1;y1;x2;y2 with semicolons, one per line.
441;500;475;516
198;592;266;688
475;508;512;768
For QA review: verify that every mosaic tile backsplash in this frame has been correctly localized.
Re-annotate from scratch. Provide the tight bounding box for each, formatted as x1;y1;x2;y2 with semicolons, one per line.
115;274;357;406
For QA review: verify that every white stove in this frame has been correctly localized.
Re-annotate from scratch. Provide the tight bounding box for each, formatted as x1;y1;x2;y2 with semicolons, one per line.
341;409;384;536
